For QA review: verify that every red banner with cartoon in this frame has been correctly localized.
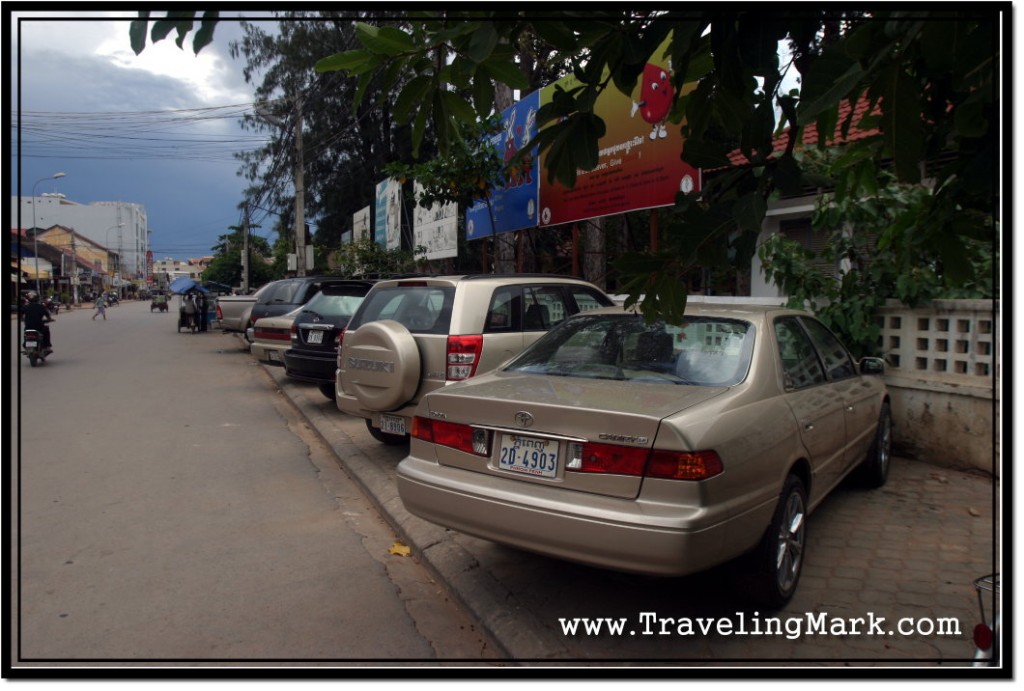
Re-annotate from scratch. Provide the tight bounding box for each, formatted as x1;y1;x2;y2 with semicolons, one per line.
538;41;701;227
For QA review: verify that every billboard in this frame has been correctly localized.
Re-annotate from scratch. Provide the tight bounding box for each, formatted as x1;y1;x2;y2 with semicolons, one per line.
412;182;458;260
465;90;540;241
352;206;371;242
375;178;402;249
537;41;700;227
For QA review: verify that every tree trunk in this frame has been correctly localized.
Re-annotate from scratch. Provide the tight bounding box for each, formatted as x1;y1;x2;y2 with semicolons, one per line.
583;218;606;289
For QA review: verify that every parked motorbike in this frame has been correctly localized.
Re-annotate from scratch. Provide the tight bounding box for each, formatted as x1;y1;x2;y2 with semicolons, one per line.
973;574;1000;666
22;329;51;367
43;297;59;315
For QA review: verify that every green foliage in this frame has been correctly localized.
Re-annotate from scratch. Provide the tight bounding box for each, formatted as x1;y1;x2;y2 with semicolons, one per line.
130;12;219;55
331;237;426;277
384;115;506;211
759;159;995;357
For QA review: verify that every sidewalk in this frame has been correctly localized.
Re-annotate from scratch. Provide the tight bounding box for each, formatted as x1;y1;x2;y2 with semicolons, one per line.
256;347;999;665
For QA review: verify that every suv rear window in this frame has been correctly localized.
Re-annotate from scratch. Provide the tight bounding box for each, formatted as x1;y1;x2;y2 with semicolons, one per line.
349;285;455;335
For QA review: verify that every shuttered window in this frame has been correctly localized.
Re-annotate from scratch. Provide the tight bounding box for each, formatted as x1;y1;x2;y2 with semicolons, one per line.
779;218;839;279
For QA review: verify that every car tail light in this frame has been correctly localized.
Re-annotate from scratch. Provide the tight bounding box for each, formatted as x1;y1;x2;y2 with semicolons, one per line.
335;328;345;349
290;322;298;342
216;304;223;320
412;416;490;456
254;326;290;341
974;623;993;651
566;441;648;476
447;335;484;380
567;443;723;481
646;450;724;480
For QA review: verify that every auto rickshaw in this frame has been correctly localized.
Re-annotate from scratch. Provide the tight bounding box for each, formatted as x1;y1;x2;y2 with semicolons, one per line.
150;290;169;312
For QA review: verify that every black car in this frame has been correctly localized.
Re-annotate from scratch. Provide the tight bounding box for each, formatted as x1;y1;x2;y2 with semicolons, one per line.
282;281;376;399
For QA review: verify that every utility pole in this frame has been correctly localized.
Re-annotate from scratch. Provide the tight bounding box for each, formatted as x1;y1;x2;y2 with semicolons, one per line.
294;98;306;277
242;203;251;293
70;235;79;305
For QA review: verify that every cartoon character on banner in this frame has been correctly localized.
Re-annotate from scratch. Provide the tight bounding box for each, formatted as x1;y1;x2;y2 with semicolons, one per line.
631;63;674;140
504;107;537;189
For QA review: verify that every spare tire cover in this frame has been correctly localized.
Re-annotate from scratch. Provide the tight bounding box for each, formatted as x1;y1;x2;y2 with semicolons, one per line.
343;320;421;411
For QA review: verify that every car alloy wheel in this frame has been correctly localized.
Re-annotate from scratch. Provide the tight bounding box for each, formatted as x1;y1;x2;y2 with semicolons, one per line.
861;401;892;488
773;482;806;597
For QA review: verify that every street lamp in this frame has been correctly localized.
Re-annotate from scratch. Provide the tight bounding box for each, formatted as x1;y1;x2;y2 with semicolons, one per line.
31;172;67;293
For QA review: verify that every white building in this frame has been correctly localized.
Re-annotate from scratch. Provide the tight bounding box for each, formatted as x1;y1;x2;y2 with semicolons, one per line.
11;195;149;285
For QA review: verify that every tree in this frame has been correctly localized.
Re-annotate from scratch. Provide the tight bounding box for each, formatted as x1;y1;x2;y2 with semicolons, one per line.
759;152;995;357
133;11;1000;324
315;11;998;323
203;227;274;288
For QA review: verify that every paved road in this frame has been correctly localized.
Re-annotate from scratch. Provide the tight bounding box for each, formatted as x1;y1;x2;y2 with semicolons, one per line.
10;301;498;668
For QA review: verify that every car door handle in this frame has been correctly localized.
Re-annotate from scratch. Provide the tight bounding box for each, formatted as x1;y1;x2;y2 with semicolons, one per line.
804;423;814;431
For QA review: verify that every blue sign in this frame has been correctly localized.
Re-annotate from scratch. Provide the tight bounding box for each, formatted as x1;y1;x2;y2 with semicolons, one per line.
466;90;539;240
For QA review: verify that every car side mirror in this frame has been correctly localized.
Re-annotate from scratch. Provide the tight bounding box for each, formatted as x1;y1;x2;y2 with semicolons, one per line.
859;357;886;375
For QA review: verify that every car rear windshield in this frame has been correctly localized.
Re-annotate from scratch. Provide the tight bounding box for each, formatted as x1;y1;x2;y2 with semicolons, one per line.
302;291;367;319
348;285;455;335
504;314;755;386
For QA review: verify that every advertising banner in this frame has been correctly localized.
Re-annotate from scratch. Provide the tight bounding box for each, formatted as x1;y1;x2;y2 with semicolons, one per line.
412;182;458;260
374;178;402;249
538;41;700;227
465;90;540;241
352;206;371;242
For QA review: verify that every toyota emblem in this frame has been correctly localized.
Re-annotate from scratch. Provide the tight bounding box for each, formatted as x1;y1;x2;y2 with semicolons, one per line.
514;411;534;428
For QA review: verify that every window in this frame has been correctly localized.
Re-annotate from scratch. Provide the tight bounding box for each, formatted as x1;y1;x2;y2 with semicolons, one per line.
774;318;826;390
485;286;517;332
523;286;569;330
801;317;856;380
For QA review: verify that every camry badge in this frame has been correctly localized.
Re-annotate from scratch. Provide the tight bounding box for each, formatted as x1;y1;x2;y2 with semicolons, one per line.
514;411;534;428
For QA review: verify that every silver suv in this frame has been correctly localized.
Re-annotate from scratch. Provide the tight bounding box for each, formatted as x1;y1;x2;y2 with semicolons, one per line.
336;274;615;443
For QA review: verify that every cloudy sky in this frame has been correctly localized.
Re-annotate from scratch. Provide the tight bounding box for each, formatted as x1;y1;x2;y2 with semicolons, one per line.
11;9;281;261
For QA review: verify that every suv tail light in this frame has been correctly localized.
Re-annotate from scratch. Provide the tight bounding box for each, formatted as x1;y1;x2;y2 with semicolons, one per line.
336;328;346;368
216;304;223;320
446;335;484;381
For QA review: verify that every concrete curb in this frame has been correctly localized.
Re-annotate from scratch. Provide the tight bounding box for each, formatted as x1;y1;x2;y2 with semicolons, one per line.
256;358;571;661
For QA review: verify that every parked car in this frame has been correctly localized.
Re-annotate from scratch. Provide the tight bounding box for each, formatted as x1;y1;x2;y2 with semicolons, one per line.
216;282;277;336
396;304;891;607
250;307;303;367
282;281;376;400
336;274;615;444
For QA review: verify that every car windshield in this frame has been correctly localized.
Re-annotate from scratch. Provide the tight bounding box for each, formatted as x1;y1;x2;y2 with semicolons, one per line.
348;285;455;334
504;313;756;386
303;292;366;319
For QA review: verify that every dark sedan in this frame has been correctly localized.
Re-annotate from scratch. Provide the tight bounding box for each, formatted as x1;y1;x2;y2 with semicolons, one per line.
283;281;375;399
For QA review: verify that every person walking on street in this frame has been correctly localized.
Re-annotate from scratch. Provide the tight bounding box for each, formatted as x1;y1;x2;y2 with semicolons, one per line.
92;295;107;321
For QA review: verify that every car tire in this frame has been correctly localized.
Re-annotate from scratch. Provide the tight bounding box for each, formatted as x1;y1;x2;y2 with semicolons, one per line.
860;401;892;489
318;382;337;401
738;474;807;609
365;419;408;445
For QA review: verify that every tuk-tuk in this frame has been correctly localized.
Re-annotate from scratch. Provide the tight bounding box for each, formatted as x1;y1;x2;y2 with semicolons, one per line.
150;290;169;312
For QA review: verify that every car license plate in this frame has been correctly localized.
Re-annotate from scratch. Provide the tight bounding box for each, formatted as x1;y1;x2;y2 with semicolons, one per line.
498;434;559;478
268;350;280;362
307;330;324;344
379;414;406;435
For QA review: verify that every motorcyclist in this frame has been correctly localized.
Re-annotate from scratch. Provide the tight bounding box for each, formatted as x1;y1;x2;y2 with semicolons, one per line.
21;291;54;352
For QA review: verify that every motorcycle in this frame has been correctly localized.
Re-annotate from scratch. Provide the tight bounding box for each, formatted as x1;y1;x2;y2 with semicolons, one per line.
43;297;59;315
972;574;1000;666
22;329;51;367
